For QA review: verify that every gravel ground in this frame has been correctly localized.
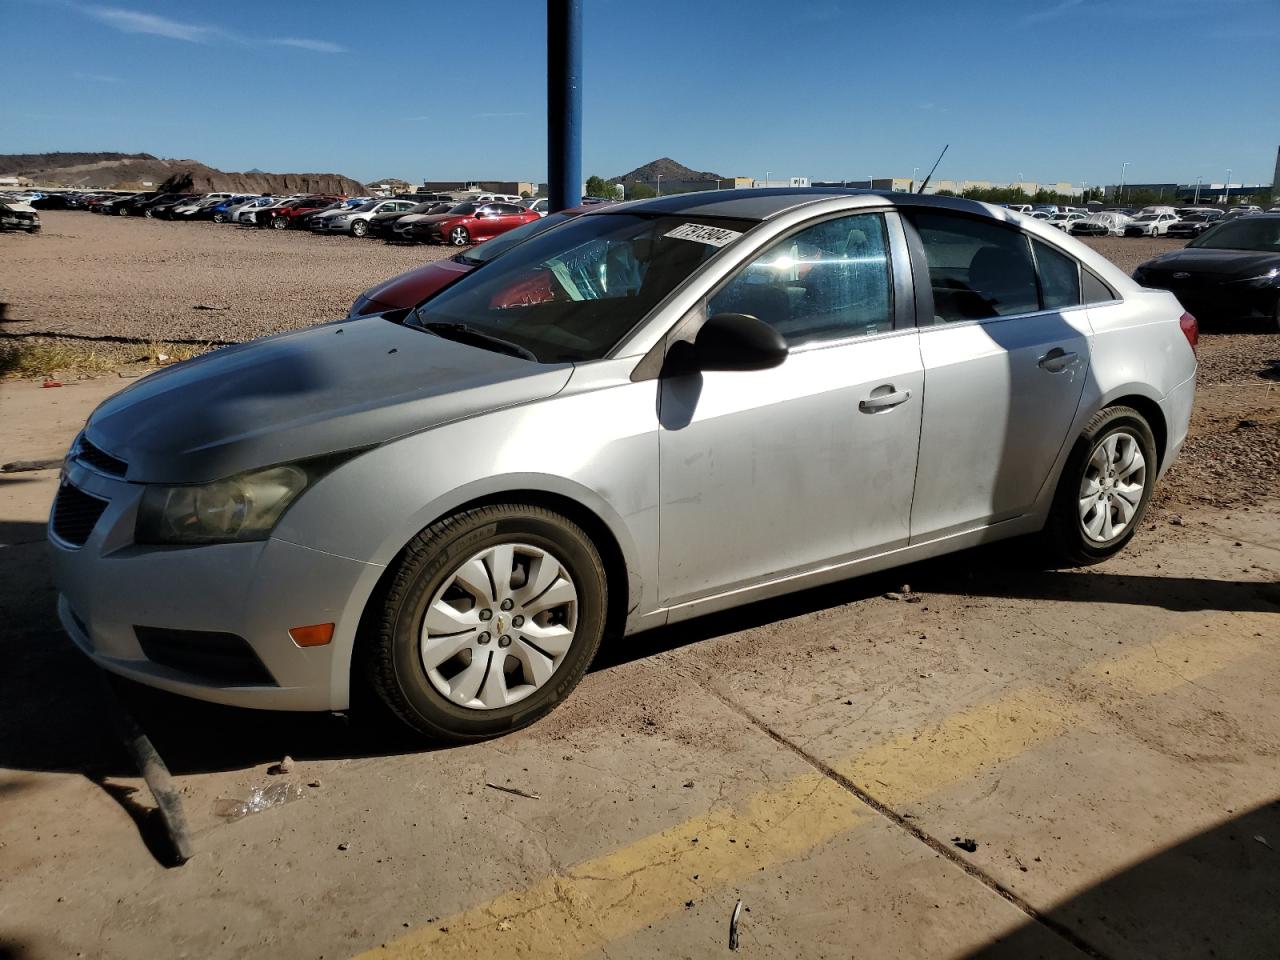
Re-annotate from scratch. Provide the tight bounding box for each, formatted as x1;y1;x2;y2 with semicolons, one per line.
0;210;453;343
3;212;1276;507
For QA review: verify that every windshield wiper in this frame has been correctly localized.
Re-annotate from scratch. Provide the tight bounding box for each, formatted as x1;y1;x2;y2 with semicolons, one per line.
419;321;538;362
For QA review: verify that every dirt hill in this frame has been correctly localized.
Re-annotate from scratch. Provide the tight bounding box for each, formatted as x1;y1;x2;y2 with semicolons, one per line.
3;151;366;195
610;157;724;184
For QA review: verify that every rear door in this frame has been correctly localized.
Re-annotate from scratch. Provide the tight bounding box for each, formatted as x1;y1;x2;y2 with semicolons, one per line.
903;211;1091;542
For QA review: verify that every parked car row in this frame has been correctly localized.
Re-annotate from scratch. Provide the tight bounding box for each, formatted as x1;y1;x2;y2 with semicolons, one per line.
52;188;599;247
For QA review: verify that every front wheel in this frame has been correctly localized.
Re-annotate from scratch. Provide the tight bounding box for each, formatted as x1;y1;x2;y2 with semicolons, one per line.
351;219;368;237
270;216;288;230
362;504;608;741
449;226;471;246
213;212;227;223
1042;406;1157;565
116;206;129;216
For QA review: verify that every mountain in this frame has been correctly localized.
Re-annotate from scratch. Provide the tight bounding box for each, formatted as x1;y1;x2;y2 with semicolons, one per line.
610;157;724;184
1;151;366;195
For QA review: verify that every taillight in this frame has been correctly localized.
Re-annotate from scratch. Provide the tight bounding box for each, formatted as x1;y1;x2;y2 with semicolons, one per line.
1179;311;1198;355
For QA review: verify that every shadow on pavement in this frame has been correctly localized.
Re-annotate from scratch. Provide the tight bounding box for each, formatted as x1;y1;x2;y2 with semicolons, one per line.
966;798;1280;959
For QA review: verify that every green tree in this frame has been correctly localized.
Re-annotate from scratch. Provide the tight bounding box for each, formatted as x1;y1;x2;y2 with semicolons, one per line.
626;181;657;200
584;175;610;198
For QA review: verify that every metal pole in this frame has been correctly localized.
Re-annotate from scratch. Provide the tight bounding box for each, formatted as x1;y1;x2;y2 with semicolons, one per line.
1194;177;1201;204
656;174;662;197
547;0;582;213
1224;168;1231;205
1119;161;1129;204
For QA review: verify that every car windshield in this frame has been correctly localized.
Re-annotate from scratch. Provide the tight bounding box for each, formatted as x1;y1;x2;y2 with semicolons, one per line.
406;212;756;363
1188;218;1280;251
455;212;576;267
447;203;479;216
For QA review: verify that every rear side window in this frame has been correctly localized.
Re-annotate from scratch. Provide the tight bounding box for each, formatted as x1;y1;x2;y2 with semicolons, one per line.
908;212;1039;322
1032;239;1081;309
1082;270;1117;304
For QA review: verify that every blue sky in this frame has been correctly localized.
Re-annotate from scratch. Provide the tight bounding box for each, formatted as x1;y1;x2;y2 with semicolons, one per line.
7;0;1278;186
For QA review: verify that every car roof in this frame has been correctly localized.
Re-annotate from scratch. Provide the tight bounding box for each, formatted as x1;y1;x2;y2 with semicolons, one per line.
597;187;994;222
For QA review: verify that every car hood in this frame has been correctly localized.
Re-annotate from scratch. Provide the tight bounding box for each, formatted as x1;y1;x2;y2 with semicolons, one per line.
1139;249;1280;277
83;317;573;484
363;258;474;309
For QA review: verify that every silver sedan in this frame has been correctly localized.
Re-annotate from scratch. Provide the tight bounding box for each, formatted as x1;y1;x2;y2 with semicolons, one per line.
51;189;1197;740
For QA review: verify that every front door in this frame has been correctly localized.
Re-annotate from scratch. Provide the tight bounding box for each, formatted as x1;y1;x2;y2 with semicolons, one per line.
658;211;923;607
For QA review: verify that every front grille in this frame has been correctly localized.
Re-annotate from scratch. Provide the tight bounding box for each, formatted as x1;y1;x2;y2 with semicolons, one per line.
77;436;127;476
51;482;109;547
134;626;277;685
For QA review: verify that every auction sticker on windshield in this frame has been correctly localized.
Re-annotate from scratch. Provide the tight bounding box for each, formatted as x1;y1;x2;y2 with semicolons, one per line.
664;223;743;247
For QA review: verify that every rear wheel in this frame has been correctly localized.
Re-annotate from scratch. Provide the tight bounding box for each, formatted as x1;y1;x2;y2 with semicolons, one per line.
362;504;608;741
1042;406;1157;565
449;225;471;246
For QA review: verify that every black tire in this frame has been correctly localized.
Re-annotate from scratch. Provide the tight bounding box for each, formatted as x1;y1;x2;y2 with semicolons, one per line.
449;225;471;246
361;504;608;741
351;219;368;237
1042;405;1158;565
144;207;156;218
116;205;129;216
213;212;227;223
270;216;288;230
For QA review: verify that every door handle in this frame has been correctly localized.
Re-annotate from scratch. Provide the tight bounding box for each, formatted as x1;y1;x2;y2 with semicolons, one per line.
1038;348;1079;373
859;387;911;412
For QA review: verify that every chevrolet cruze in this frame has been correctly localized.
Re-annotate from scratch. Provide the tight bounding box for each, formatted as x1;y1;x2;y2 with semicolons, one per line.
51;189;1198;740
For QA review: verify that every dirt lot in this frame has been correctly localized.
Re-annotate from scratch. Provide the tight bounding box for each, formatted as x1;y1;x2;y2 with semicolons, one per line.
1;211;1278;960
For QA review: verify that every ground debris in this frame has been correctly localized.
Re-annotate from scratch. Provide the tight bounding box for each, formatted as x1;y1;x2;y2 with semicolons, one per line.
1255;835;1273;850
269;756;294;775
729;899;743;950
951;837;979;853
213;781;304;821
485;782;541;800
885;583;922;603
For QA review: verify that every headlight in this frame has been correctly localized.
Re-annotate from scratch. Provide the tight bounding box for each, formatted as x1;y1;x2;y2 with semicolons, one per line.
136;461;323;544
333;214;350;222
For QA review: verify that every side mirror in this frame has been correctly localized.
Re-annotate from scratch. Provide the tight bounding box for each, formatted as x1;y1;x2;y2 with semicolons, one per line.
682;313;789;373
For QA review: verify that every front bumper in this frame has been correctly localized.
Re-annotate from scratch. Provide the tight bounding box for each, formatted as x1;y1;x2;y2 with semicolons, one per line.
50;458;384;711
311;219;353;233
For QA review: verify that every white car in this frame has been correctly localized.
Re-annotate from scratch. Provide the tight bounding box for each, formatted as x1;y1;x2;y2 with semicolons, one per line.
311;199;420;237
1069;212;1132;237
236;195;303;224
1047;211;1087;232
170;193;235;219
1124;212;1180;237
523;198;550;217
472;193;523;203
218;196;274;223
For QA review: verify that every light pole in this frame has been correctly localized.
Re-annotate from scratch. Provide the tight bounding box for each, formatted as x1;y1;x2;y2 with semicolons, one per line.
1119;161;1129;204
912;166;919;190
1224;168;1231;205
1194;176;1201;205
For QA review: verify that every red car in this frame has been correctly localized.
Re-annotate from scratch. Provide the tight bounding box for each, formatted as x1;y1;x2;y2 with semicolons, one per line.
401;201;541;246
265;195;345;230
349;208;589;317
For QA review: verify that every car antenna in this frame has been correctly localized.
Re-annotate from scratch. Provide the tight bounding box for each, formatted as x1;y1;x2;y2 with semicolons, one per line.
916;144;949;194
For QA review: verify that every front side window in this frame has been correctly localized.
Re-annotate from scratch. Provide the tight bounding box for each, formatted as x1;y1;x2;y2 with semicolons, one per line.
410;212;755;362
908;212;1039;322
708;213;893;347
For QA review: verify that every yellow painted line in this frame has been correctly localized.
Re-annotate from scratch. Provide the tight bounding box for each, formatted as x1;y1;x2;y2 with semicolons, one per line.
359;612;1274;959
